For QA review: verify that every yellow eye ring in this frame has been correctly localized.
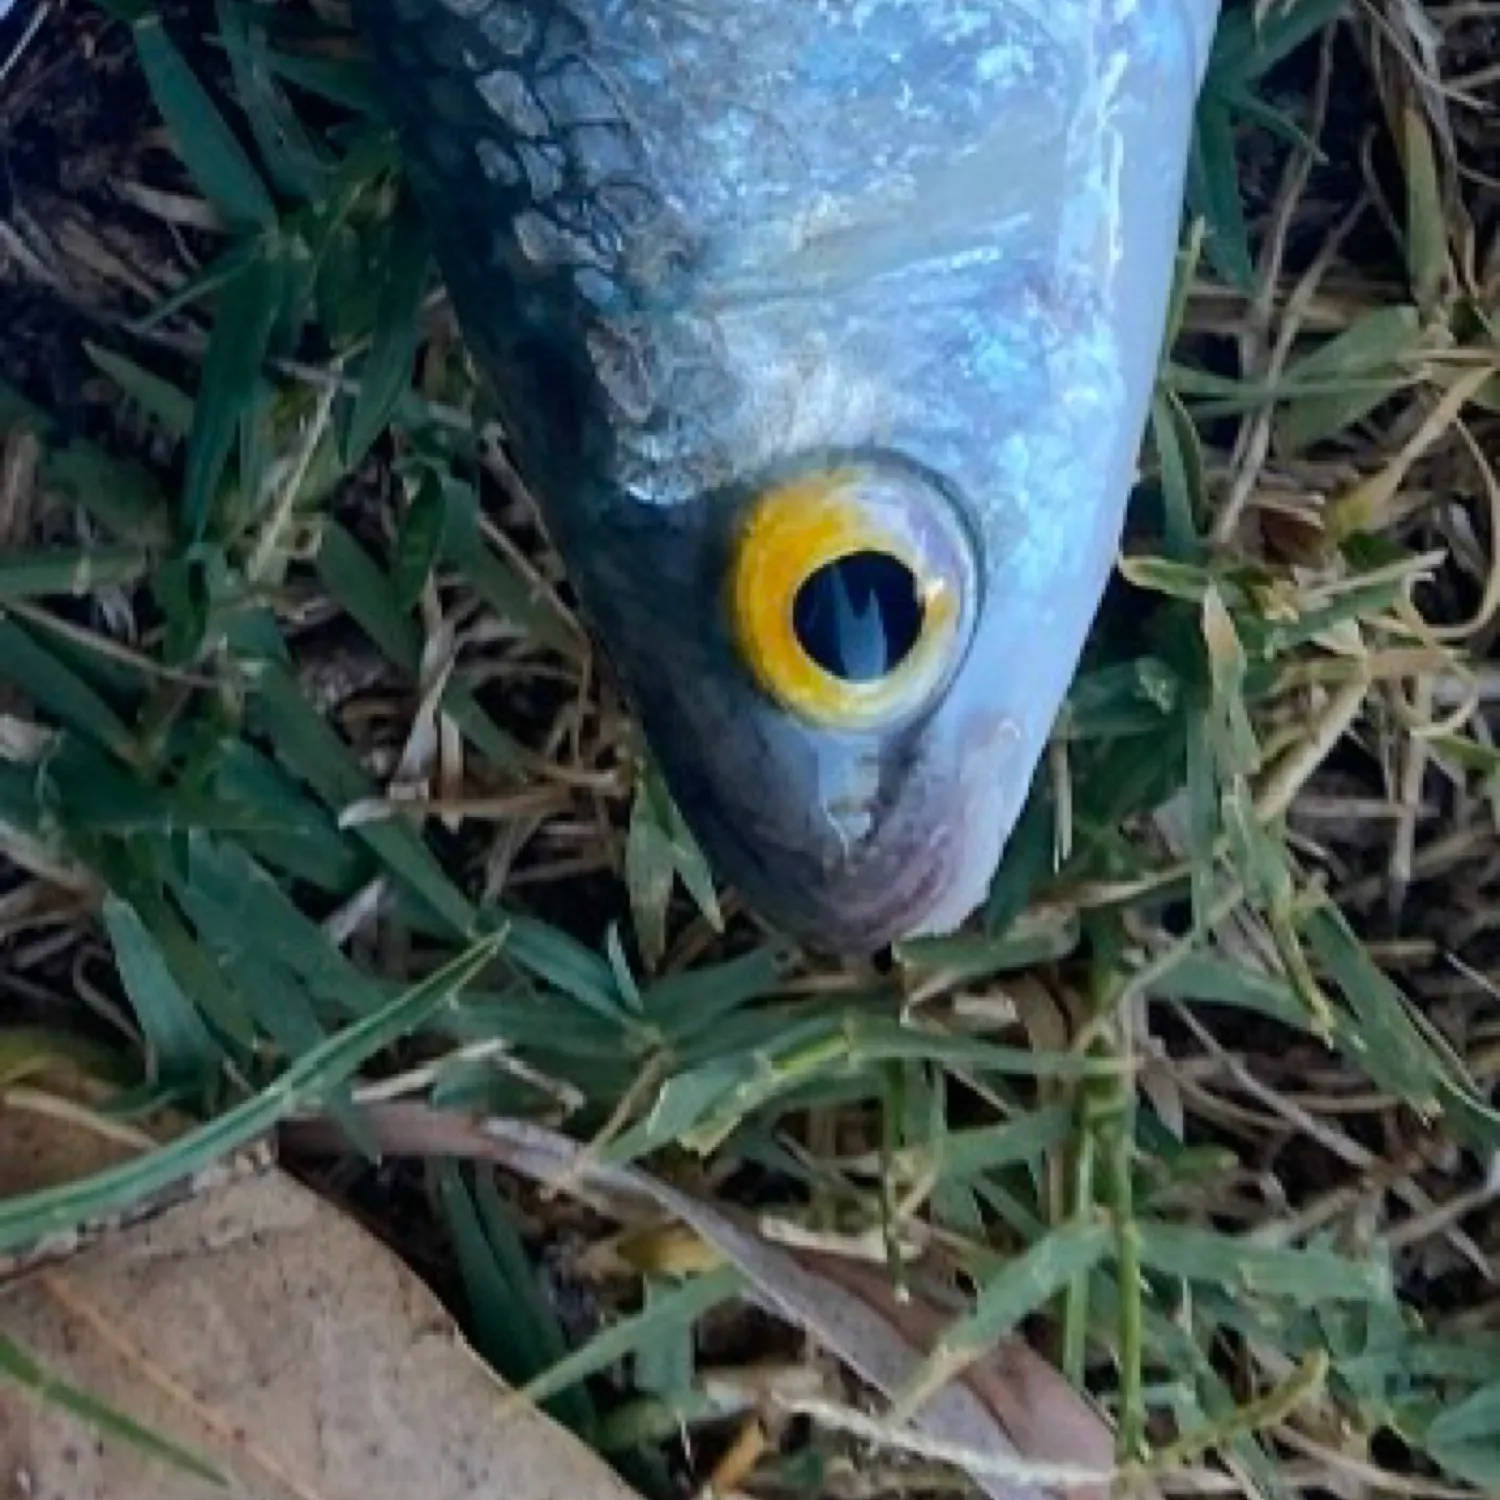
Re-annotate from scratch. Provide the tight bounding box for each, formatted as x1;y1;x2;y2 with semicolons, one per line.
728;464;974;732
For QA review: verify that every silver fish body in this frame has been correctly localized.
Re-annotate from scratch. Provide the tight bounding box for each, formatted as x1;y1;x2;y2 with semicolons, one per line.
355;0;1221;953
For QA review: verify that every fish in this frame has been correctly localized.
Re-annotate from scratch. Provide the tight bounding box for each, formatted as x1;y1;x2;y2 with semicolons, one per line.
353;0;1221;955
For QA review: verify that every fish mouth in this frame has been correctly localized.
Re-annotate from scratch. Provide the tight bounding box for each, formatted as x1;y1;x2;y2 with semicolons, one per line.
683;785;986;958
636;686;1028;958
780;865;973;956
738;854;965;957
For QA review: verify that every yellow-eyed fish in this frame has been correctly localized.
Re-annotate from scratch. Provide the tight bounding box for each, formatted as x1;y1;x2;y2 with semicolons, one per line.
355;0;1222;953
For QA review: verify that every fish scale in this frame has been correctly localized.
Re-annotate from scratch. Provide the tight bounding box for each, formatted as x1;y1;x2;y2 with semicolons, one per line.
356;0;1222;953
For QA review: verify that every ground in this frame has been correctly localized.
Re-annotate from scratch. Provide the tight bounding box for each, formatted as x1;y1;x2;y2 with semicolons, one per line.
2;2;1499;1498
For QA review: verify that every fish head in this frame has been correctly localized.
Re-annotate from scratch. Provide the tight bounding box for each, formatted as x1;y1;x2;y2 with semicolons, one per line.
569;407;1123;957
554;26;1211;956
353;0;1217;956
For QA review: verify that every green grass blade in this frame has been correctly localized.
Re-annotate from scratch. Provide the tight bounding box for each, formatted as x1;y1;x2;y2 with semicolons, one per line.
129;12;276;230
1150;386;1206;560
1188;102;1255;293
84;343;196;438
1136;1223;1393;1304
890;1218;1112;1417
1209;0;1351;88
259;46;380;115
440;486;578;656
897;909;1081;980
216;0;332;205
344;196;431;469
127;236;267;335
314;521;529;774
173;836;385;1018
0;931;503;1255
315;520;421;670
0;622;136;759
0;383;171;542
1275;306;1423;453
84;838;258;1049
0;549;151;600
642;945;789;1038
389;467;450;610
1417;1382;1500;1489
182;249;287;541
206;742;371;891
1305;907;1500;1151
983;771;1056;934
102;894;225;1085
626;757;723;967
518;1262;746;1409
500;915;636;1029
433;1162;595;1434
246;658;478;935
926;1103;1073;1182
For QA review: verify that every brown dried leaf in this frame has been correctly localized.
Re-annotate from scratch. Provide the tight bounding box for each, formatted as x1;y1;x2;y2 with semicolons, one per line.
0;1090;649;1500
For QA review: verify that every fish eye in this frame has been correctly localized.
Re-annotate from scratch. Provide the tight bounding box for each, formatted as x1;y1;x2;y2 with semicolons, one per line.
728;462;978;731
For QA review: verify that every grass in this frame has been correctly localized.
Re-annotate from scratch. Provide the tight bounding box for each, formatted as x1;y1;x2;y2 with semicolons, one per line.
2;0;1499;1495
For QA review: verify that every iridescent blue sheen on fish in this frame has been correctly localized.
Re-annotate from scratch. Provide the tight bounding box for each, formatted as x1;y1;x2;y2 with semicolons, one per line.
355;0;1222;954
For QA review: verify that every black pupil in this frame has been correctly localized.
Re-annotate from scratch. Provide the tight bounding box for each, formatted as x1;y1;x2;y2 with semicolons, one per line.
791;550;925;684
